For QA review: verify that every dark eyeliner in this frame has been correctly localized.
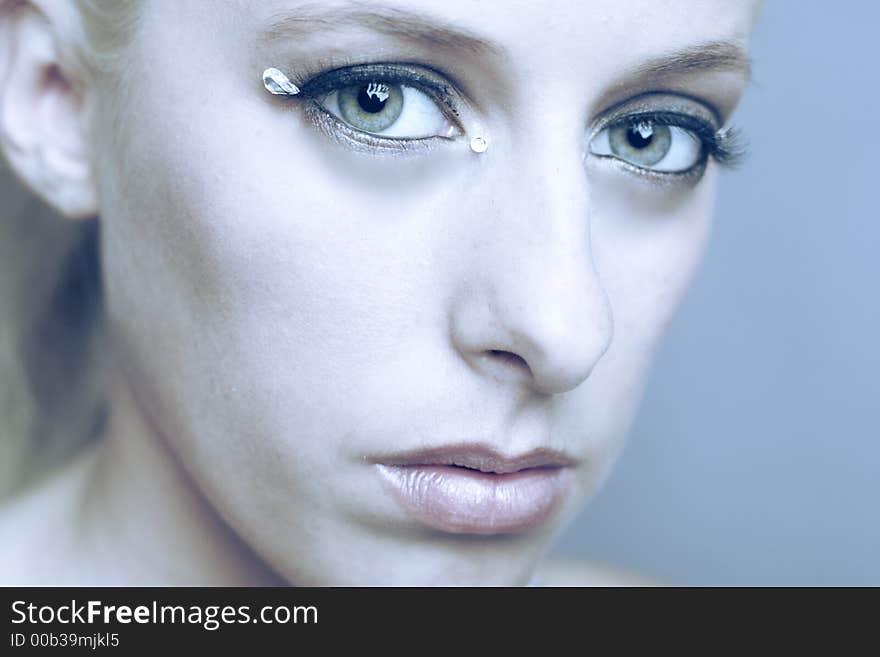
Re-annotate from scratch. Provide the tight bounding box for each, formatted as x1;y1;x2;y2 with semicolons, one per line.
298;63;460;117
281;62;464;154
630;111;747;169
603;111;747;176
590;91;749;184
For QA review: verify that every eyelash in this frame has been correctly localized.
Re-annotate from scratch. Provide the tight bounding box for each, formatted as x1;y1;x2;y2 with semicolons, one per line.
293;62;463;154
595;110;747;182
278;61;747;177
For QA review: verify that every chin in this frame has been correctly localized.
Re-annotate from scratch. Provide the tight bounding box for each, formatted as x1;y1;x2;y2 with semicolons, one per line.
269;519;565;586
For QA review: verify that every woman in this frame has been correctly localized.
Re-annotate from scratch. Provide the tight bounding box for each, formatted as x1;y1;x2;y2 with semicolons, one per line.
0;0;759;585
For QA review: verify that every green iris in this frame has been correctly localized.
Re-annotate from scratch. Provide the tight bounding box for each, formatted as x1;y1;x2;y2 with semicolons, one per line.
609;120;671;167
338;81;405;133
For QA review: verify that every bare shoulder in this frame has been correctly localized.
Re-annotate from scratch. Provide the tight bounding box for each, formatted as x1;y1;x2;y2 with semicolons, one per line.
535;557;661;587
0;446;98;584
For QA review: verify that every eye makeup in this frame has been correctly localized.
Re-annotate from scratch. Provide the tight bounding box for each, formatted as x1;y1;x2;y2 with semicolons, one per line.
587;92;747;185
263;58;746;181
267;60;467;155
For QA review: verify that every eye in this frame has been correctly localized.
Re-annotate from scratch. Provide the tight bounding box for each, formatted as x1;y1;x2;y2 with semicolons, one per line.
590;116;705;173
318;79;458;139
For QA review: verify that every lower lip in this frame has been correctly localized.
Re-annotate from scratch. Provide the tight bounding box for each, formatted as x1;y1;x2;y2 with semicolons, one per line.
375;463;571;535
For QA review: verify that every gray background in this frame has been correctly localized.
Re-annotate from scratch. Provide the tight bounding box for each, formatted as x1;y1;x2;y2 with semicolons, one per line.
552;1;880;585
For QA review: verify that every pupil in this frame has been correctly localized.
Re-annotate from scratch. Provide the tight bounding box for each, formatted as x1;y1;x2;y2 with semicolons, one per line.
627;126;653;149
357;84;387;114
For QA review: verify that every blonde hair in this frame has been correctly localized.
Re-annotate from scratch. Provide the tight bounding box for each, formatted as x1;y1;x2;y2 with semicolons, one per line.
0;0;140;498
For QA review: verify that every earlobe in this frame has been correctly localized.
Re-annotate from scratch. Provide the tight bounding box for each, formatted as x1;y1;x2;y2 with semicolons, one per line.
0;0;98;219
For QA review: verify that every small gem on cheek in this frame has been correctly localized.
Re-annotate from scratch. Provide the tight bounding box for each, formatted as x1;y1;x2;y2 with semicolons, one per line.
470;136;489;153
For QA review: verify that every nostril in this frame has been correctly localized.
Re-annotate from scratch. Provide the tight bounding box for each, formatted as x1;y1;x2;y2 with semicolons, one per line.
487;349;530;372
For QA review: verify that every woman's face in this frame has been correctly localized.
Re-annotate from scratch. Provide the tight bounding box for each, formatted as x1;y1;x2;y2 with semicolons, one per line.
96;0;756;584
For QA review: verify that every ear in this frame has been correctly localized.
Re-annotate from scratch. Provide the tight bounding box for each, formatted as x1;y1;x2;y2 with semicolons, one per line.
0;0;97;219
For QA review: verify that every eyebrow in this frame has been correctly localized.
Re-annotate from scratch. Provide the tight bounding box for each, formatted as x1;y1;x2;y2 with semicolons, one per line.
630;41;752;81
261;5;751;85
260;3;505;56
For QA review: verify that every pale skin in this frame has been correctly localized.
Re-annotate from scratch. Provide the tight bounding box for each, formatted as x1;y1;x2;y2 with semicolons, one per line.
0;0;759;585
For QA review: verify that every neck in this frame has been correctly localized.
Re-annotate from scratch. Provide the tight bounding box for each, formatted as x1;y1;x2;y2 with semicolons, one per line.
77;356;284;585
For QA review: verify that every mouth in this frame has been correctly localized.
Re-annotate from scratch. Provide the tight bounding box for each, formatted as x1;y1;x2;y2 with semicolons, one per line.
373;444;574;535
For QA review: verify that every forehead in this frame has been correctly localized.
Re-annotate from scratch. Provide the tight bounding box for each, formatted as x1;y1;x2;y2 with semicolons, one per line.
239;0;759;57
161;0;759;62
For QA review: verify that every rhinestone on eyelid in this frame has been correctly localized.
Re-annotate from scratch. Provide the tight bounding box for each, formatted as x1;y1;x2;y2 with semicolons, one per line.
262;68;300;96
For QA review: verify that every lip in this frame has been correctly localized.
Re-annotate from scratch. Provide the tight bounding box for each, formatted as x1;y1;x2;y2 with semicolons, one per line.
373;445;574;535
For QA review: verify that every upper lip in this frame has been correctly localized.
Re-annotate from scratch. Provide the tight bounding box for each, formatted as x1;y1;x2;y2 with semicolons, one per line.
372;443;574;475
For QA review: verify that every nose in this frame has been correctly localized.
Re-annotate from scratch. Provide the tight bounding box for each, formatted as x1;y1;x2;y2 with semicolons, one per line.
449;133;613;396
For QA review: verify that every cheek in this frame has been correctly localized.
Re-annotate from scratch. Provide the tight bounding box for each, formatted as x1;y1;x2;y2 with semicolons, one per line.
555;164;716;467
109;78;444;366
99;76;471;507
591;163;716;351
